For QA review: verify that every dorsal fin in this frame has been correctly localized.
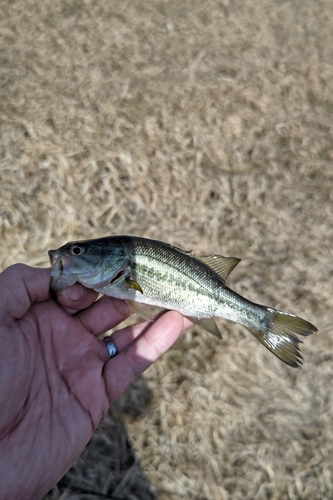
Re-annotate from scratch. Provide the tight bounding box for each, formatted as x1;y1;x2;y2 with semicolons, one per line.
165;242;193;255
195;255;241;282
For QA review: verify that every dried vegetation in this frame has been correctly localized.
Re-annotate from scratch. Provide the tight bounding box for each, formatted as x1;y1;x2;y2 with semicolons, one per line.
1;0;333;498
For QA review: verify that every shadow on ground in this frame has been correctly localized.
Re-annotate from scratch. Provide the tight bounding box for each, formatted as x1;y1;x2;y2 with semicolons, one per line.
45;379;156;500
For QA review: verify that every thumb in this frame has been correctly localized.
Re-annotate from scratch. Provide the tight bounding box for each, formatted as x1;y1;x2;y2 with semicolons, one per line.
0;264;51;326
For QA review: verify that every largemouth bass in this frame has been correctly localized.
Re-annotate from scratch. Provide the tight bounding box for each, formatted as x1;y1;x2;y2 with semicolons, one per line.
48;236;317;368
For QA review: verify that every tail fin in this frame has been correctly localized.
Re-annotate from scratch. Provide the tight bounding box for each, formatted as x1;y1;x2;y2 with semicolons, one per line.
249;308;317;368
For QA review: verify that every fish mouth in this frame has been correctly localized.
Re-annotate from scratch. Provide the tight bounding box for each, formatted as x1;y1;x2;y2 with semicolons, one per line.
48;249;61;271
48;250;77;292
48;250;71;275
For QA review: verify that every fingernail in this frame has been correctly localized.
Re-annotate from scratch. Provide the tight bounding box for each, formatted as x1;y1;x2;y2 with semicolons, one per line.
65;284;85;302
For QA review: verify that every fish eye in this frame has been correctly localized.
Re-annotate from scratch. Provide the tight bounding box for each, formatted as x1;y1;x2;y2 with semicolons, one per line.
70;244;85;256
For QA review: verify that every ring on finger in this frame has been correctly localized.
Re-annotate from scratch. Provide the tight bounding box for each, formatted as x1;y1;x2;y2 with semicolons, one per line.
104;338;118;359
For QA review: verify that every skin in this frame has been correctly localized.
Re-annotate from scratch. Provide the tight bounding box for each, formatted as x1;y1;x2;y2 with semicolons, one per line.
0;264;191;500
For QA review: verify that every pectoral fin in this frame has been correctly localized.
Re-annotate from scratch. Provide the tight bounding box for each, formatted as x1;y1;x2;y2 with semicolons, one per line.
126;300;154;321
187;316;222;339
126;279;143;294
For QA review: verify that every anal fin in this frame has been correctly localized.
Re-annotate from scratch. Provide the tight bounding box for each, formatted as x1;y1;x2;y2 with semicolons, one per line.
187;316;222;339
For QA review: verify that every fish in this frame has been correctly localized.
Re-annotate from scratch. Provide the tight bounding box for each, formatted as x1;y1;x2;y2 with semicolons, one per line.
48;236;317;368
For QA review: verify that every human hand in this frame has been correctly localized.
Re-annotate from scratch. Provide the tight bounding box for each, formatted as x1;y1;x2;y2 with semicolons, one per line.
0;264;191;500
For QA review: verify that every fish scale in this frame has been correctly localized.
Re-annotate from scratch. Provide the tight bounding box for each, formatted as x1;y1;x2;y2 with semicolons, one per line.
127;241;238;318
49;235;317;368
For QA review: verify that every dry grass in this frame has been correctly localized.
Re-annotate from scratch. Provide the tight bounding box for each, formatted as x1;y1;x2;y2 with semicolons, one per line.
1;0;333;498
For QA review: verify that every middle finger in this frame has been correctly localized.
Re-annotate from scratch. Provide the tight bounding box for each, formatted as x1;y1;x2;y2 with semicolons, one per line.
77;294;131;336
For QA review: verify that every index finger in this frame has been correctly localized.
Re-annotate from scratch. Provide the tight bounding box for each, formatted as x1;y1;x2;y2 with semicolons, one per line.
55;283;99;314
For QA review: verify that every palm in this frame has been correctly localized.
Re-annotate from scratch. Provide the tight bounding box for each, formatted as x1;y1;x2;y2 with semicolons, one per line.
0;264;189;500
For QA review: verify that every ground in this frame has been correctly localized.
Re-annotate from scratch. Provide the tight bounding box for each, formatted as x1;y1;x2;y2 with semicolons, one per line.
1;0;333;499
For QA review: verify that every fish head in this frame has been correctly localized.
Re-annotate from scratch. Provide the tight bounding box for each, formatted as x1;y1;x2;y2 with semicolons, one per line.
48;238;129;292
